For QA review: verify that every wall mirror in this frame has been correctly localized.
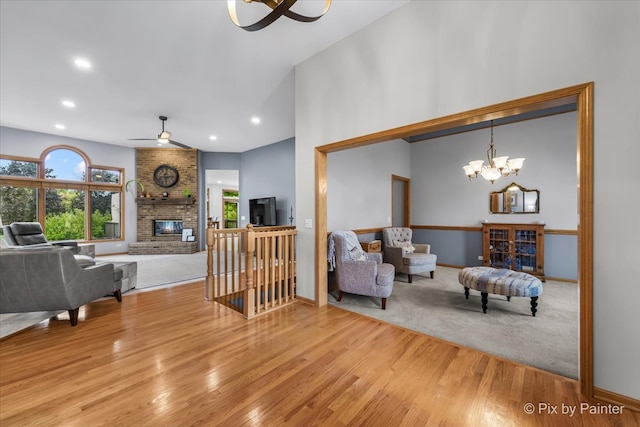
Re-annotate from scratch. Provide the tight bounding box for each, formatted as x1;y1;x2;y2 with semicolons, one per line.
490;182;539;214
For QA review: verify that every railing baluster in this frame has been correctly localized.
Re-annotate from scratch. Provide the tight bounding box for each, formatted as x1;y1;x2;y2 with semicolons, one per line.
205;224;296;318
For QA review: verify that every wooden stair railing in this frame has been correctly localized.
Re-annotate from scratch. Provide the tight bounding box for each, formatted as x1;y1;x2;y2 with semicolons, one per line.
205;224;297;318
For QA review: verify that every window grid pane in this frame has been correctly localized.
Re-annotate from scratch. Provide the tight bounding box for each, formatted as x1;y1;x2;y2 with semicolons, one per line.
44;188;86;240
90;190;121;239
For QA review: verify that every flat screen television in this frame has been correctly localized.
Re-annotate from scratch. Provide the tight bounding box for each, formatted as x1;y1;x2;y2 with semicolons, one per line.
249;197;277;226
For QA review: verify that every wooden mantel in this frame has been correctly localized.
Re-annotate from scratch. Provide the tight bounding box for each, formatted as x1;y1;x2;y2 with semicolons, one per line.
135;197;196;205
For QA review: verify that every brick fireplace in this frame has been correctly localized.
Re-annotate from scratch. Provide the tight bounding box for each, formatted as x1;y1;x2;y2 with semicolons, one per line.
127;148;199;255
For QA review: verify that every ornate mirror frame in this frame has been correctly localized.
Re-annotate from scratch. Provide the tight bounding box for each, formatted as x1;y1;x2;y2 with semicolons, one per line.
490;182;540;214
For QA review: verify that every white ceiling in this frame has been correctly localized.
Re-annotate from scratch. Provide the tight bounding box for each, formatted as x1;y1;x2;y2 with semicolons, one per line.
0;0;408;153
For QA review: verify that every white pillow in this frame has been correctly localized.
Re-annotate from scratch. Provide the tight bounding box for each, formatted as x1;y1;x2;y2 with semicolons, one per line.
349;246;367;261
392;239;415;253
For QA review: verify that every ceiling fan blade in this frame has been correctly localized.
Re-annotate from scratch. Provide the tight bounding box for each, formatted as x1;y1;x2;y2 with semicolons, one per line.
128;138;156;141
169;140;191;149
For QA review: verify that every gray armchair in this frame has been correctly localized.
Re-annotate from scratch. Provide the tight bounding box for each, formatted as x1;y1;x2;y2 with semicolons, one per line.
3;222;78;252
2;222;96;267
330;231;395;309
0;246;123;326
383;227;437;283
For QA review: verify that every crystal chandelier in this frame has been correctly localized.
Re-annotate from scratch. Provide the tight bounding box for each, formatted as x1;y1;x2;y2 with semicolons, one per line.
228;0;332;32
462;120;525;184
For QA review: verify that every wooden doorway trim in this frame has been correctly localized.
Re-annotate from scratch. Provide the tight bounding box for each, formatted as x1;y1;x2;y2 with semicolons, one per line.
315;82;593;395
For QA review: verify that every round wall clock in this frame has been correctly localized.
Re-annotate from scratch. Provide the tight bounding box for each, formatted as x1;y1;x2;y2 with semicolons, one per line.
153;164;179;188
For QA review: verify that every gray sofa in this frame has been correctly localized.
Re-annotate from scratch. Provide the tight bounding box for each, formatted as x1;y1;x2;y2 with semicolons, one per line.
0;246;122;326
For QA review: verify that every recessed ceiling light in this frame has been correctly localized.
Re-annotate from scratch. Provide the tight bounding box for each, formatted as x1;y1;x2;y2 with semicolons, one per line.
251;116;261;125
209;135;217;141
55;124;66;130
61;100;76;108
73;58;92;70
217;180;222;184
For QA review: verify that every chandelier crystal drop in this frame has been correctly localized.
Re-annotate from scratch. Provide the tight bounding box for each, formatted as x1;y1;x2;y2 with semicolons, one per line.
462;120;525;184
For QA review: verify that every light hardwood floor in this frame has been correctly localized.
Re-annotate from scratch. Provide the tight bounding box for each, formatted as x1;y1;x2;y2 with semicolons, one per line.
1;281;637;426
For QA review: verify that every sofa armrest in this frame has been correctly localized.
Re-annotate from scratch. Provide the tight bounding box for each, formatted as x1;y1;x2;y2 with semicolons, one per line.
52;241;79;254
338;259;378;290
413;243;431;254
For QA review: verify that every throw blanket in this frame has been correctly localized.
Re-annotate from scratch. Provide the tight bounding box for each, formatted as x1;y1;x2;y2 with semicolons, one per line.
327;230;366;271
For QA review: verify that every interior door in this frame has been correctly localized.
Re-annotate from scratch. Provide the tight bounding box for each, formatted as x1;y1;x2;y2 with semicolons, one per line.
392;175;410;227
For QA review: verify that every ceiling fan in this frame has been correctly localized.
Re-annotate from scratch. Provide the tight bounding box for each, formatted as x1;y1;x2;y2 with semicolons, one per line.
128;115;191;149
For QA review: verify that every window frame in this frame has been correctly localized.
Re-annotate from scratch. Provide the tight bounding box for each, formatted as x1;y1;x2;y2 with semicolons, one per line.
0;146;125;242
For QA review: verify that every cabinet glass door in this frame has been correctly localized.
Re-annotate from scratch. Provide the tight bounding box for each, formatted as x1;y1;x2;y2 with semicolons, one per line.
514;228;537;273
488;227;510;268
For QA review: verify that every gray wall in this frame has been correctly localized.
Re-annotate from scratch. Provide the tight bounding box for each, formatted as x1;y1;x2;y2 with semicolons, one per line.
410;113;577;229
327;139;410;231
239;138;295;227
199;151;242;244
294;1;640;398
0;126;136;255
326;113;578;280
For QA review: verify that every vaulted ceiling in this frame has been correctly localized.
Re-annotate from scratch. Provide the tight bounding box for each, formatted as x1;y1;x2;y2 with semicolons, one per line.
0;1;408;152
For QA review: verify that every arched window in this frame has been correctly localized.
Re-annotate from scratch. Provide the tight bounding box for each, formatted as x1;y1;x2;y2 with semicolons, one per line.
0;146;124;242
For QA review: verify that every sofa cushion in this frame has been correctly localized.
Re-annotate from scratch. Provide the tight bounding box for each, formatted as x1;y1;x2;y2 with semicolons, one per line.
349;246;367;261
393;240;415;253
9;223;48;246
402;253;437;266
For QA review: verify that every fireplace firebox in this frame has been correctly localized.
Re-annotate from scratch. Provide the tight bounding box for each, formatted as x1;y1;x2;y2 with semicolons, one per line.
153;220;184;236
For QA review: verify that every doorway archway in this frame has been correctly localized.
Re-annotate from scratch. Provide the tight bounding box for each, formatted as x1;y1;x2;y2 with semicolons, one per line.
314;83;593;395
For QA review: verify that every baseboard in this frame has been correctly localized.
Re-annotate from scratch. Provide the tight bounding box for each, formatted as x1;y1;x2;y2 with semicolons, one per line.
97;251;129;257
296;295;315;306
594;387;640;413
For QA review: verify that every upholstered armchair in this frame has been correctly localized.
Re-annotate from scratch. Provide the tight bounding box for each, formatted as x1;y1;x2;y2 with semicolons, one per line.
0;246;123;326
383;227;437;283
2;222;96;267
3;222;79;253
329;231;395;309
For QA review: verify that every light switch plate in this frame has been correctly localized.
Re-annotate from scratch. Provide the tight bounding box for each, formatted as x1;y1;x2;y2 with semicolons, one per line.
304;219;312;229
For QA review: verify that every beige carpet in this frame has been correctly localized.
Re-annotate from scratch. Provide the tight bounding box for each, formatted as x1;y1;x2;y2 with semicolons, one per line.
328;266;579;379
99;252;208;289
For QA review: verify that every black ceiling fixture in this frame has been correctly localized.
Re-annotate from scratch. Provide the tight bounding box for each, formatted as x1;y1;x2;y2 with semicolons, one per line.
128;116;191;149
228;0;331;32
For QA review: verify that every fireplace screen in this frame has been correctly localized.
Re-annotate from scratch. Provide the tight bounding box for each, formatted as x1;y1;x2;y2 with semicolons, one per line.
154;220;184;236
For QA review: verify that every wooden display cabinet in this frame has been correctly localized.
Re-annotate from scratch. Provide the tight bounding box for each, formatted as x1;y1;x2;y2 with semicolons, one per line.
482;223;545;280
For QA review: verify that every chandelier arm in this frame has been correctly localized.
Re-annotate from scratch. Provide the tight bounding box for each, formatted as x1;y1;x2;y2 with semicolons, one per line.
228;0;298;32
262;0;332;22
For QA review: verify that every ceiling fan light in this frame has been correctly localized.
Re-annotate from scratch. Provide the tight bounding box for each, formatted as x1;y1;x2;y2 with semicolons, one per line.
157;137;170;144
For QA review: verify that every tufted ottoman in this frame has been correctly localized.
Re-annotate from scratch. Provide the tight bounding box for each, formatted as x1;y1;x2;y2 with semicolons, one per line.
458;266;543;316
